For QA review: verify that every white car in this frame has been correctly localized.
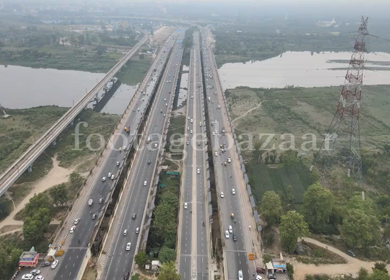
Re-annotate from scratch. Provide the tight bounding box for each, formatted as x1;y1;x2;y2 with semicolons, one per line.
238;270;243;280
35;276;44;280
190;130;193;134
197;168;200;174
191;119;193;123
143;181;148;186
188;116;190;120
102;176;106;182
154;143;158;148
212;131;215;136
123;229;128;236
220;192;224;198
51;260;59;269
135;227;140;234
165;103;168;107
108;172;112;178
126;242;131;251
69;226;76;233
73;218;80;225
31;269;40;276
232;189;236;195
191;95;193;99
217;105;221;109
116;161;120;166
137;108;140;111
256;276;263;280
214;151;218;157
184;202;188;209
228;157;231;163
22;274;33;280
111;174;115;180
229;225;233;233
225;230;229;239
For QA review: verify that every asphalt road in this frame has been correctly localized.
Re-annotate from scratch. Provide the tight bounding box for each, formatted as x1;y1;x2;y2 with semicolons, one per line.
102;31;185;280
201;32;255;280
179;31;210;280
45;35;177;280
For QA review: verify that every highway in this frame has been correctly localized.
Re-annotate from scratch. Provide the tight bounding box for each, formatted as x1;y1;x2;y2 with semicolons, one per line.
200;30;256;279
43;34;178;280
179;32;210;280
0;33;148;196
100;30;185;280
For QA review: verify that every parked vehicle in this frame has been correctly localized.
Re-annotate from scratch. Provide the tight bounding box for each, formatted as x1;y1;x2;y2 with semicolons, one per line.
51;260;59;269
88;199;93;206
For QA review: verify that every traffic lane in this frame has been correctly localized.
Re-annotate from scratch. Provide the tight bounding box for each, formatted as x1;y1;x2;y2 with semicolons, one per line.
105;49;182;279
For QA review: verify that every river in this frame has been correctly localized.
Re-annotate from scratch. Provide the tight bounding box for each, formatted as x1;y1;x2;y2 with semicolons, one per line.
0;65;137;114
218;51;390;89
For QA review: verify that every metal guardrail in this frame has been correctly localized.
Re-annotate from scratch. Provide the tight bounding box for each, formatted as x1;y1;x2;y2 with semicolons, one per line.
0;34;148;195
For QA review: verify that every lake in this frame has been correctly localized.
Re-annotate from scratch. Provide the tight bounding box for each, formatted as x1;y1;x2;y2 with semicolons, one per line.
218;51;390;89
0;65;137;114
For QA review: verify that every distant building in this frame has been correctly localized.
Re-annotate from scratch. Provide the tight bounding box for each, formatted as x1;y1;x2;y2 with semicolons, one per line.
317;18;336;27
19;247;39;267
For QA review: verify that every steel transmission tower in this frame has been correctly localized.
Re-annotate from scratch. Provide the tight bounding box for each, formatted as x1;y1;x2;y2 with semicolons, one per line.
321;16;368;183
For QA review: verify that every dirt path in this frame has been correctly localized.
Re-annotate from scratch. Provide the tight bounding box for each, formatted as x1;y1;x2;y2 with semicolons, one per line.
292;237;390;279
232;101;264;124
0;156;73;232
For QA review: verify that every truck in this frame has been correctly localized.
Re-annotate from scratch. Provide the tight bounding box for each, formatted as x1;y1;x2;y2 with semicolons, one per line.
88;199;93;206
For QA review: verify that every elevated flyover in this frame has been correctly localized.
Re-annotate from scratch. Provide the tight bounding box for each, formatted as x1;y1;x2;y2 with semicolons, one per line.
0;34;147;196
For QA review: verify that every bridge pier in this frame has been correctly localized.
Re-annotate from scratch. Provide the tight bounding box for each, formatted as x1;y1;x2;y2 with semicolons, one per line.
27;165;32;173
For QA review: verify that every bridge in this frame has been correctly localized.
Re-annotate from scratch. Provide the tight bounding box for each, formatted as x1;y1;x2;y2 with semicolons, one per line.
0;33;148;196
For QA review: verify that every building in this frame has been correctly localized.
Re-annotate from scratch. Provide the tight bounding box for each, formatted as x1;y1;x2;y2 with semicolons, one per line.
318;18;336;27
151;260;162;271
266;253;287;274
19;247;39;267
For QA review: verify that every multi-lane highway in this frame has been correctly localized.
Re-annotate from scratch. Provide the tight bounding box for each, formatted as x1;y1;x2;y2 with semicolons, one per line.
46;33;178;280
179;32;210;280
201;29;256;280
101;30;185;280
0;34;148;196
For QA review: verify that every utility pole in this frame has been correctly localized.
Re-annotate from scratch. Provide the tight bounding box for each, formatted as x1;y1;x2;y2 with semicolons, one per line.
320;16;368;185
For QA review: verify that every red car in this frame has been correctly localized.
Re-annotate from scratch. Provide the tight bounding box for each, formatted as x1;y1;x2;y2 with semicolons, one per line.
256;267;266;274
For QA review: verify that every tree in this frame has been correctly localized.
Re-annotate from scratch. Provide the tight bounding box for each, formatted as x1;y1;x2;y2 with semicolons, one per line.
358;268;369;280
70;172;84;190
261;191;282;225
23;217;44;243
281;150;298;172
286;185;294;205
303;183;334;233
158;261;181;280
369;269;390;280
341;209;380;249
280;211;309;253
96;45;106;56
153;203;177;239
49;183;68;206
347;195;376;216
158;246;176;263
0;197;12;220
374;263;388;274
263;253;272;265
252;142;262;163
25;193;51;216
135;251;149;267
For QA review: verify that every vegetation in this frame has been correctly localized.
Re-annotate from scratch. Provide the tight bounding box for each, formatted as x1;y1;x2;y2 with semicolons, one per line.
49;183;68;206
135;251;149;268
261;191;282;225
295;242;346;265
146;172;180;262
280;211;309;253
158;261;181;280
0;197;12;221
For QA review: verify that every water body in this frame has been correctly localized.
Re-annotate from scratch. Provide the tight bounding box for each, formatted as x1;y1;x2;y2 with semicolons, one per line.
0;65;138;114
218;51;390;89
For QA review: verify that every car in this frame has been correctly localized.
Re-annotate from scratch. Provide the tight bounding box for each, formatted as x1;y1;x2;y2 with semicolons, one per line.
220;192;224;198
164;98;167;101
256;276;263;280
123;272;130;280
233;234;237;242
232;189;236;195
238;270;243;280
347;250;356;257
111;174;115;180
132;213;137;219
165;103;168;107
268;274;276;279
41;261;51;267
108;172;112;178
190;119;193;123
199;122;202;126
225;230;229;239
187;126;190;131
217;105;221;109
137;108;140;111
123;145;126;150
135;227;140;234
197;168;200;174
214;151;218;156
31;270;40;276
123;229;128;236
69;226;76;233
154;143;158;148
184;202;188;209
228;157;231;163
191;95;193;99
188;116;190;120
229;225;233;233
190;130;193;134
147;160;151;165
102;176;106;182
257;267;266;274
164;113;166;117
92;214;97;220
51;260;59;269
212;131;215;136
126;242;131;251
143;181;148;186
116;161;120;166
99;198;103;204
22;274;33;280
186;141;190;145
35;276;44;280
74;218;80;225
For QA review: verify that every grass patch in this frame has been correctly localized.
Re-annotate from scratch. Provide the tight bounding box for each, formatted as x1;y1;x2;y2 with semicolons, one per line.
166;115;186;153
295;241;347;265
8;184;33;206
116;57;153;85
